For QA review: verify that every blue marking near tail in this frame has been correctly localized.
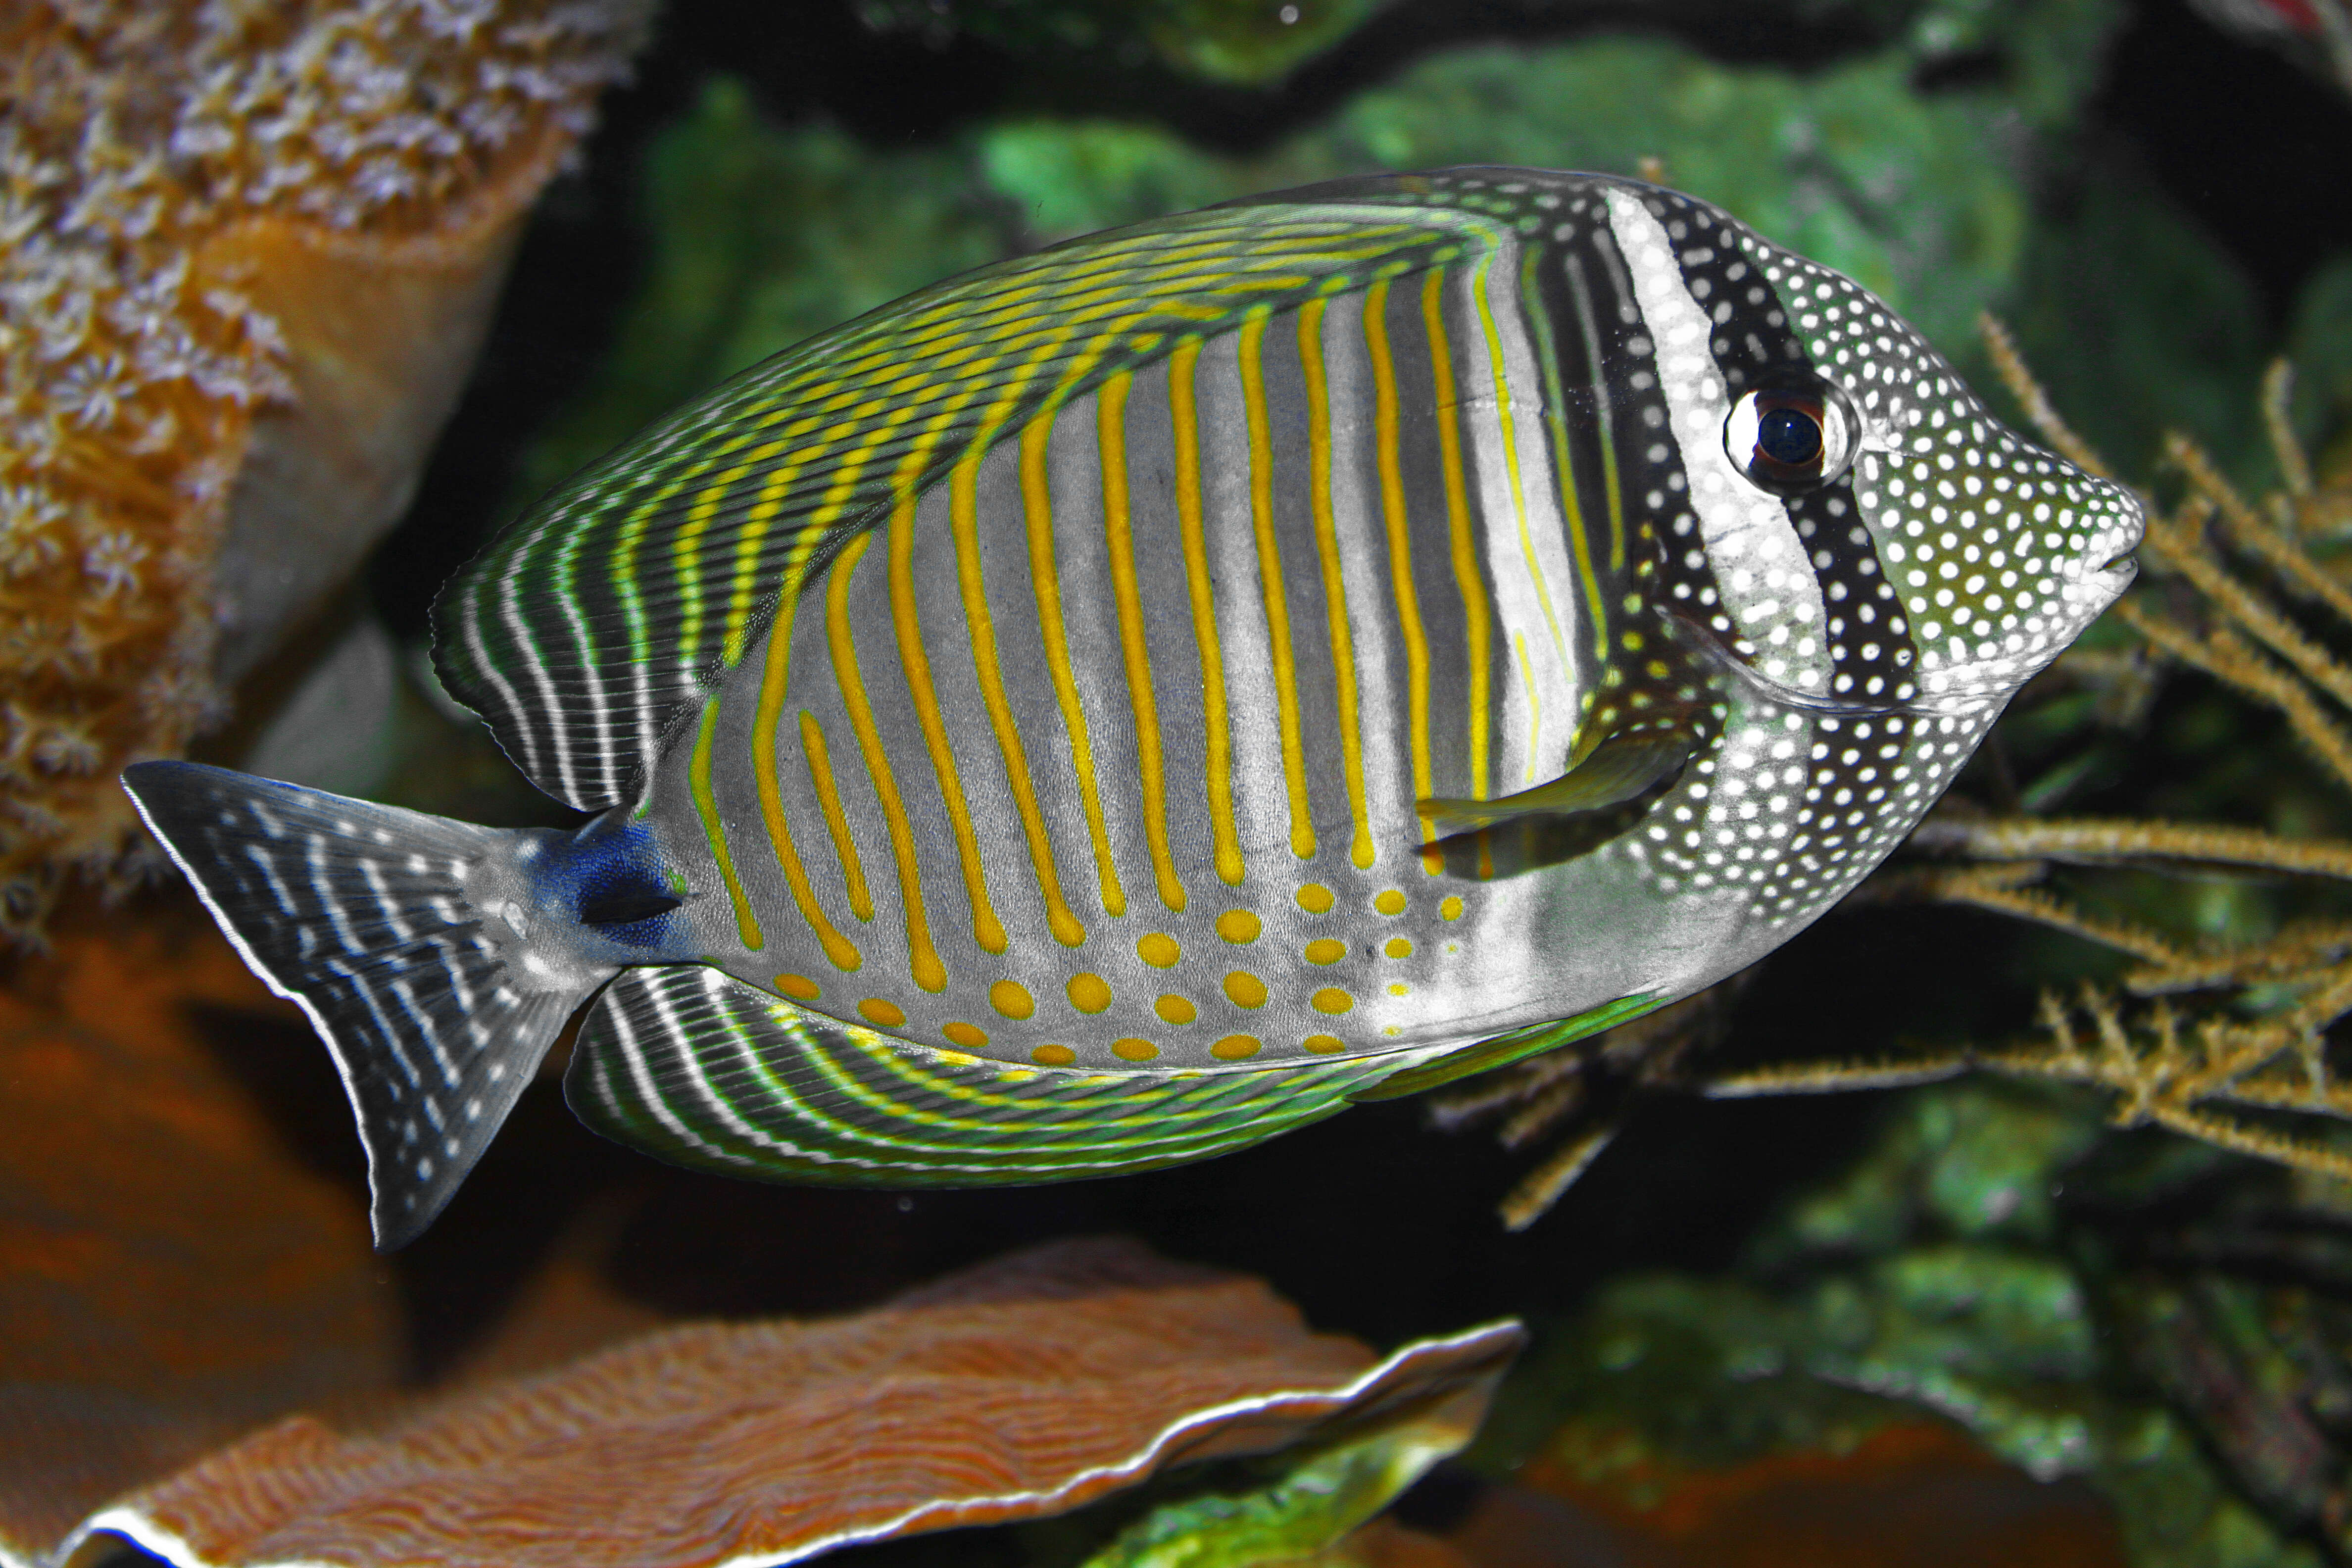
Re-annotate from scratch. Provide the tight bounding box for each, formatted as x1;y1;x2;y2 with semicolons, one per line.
535;813;685;950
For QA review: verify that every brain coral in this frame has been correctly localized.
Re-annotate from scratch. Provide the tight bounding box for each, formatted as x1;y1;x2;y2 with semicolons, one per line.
0;0;647;940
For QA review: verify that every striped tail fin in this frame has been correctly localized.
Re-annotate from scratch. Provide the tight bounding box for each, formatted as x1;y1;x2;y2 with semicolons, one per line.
121;761;602;1249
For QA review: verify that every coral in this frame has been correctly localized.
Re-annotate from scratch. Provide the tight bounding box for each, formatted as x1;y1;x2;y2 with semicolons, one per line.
0;0;645;941
46;1236;1519;1568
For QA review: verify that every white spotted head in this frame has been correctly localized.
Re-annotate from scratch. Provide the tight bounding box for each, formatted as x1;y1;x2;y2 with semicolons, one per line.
1604;181;2141;713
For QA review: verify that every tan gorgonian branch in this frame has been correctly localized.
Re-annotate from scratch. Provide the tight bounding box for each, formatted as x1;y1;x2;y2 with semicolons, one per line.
1978;311;2113;480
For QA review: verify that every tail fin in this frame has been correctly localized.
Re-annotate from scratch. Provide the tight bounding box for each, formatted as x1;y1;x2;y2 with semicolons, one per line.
122;761;601;1249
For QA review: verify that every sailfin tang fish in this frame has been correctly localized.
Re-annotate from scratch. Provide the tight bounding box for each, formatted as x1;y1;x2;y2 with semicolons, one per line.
124;169;2142;1248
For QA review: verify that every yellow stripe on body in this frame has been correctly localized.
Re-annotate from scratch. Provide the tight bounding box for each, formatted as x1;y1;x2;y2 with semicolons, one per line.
926;294;1201;954
1095;370;1187;913
1020;412;1127;920
1363;279;1441;874
1470;257;1571;674
1562;251;1631;577
746;417;923;974
690;695;765;950
1170;340;1246;888
1297;297;1375;872
1421;268;1494;801
749;559;862;972
827;532;949;992
799;710;873;924
891;441;1013;957
949;433;1090;950
1237;310;1317;862
1519;244;1611;668
1514;632;1541;785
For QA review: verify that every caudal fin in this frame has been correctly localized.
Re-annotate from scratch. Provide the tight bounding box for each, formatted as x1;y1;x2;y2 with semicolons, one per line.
122;761;596;1249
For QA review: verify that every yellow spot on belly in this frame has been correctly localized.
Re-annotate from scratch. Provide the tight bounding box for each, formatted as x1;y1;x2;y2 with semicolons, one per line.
858;998;906;1028
1223;972;1268;1009
1113;1037;1159;1062
1212;1034;1262;1061
775;974;820;1001
1215;909;1262;944
1304;938;1347;965
1137;932;1181;968
1296;883;1334;914
1389;982;1411;996
1156;994;1197;1025
1032;1044;1077;1067
1374;889;1407;916
1440;895;1465;921
1384;937;1414;959
1303;1033;1345;1053
943;1021;989;1049
1068;973;1113;1014
990;980;1036;1020
1312;988;1354;1015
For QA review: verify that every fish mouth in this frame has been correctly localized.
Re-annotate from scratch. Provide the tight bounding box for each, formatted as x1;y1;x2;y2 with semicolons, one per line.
2100;546;2139;577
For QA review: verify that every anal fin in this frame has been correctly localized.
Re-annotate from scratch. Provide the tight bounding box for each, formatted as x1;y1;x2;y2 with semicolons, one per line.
568;967;1452;1185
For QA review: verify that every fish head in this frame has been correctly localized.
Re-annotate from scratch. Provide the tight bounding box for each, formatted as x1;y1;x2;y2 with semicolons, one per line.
1737;259;2148;710
1588;176;2144;717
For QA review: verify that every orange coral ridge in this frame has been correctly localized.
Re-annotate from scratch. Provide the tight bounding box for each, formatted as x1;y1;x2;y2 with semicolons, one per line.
55;1237;1522;1568
0;0;646;938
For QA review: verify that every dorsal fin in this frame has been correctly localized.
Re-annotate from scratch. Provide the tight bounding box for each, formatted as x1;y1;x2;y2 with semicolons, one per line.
433;182;1507;811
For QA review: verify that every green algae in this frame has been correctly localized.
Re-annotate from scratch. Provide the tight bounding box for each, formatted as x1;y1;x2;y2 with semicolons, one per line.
983;39;2032;354
857;0;1383;85
1071;1412;1469;1568
1470;1080;2326;1568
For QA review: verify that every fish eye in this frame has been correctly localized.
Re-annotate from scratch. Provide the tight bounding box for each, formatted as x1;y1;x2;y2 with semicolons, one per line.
1723;379;1857;495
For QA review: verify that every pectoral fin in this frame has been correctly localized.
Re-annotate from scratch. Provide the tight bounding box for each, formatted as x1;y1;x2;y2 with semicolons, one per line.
1419;731;1692;835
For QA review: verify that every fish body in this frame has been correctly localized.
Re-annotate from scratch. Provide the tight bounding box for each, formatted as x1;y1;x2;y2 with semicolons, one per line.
125;170;2142;1247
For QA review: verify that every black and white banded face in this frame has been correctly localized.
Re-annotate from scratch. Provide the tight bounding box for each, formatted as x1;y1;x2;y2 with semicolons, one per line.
1401;170;2141;943
1582;179;2142;714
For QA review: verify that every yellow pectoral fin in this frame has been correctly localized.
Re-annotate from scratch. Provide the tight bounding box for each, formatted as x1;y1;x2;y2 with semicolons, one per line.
1419;731;1692;835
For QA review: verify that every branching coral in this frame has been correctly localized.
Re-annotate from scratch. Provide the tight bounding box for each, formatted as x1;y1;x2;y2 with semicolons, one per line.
1445;317;2352;1223
0;0;645;941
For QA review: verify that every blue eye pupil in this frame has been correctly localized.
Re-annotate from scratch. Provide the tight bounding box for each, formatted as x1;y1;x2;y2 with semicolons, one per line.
1758;406;1821;466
